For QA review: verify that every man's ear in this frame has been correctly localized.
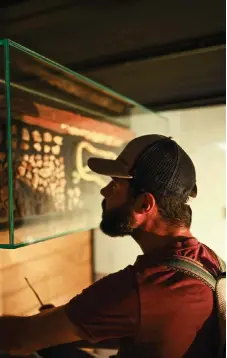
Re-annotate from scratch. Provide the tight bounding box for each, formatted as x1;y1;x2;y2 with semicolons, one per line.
134;192;155;213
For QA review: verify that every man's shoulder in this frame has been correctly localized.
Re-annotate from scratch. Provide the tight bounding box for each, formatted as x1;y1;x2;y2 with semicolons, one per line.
94;265;137;291
67;265;138;310
133;239;221;275
130;240;220;296
65;265;140;339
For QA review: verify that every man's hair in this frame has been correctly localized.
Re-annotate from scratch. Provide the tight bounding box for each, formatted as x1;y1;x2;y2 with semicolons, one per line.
153;194;192;228
129;180;192;228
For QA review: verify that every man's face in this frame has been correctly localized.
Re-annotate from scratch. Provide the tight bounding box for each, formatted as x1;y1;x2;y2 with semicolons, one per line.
100;178;138;237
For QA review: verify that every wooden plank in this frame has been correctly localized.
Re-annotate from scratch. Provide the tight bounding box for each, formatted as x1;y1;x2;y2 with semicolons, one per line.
0;231;92;315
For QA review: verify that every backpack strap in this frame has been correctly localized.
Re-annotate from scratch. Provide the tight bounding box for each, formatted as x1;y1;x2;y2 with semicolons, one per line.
163;255;217;290
164;255;226;358
216;256;226;274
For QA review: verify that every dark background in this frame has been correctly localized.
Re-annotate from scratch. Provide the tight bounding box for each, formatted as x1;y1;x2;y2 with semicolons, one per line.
1;0;225;111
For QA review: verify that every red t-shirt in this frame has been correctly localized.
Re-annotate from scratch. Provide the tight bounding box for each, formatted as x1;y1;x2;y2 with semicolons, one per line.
65;238;221;358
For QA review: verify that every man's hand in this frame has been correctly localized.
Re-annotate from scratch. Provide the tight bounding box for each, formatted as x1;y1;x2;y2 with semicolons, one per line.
0;305;82;355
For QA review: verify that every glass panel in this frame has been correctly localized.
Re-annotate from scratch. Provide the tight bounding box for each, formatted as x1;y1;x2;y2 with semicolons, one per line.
0;40;11;248
0;39;165;247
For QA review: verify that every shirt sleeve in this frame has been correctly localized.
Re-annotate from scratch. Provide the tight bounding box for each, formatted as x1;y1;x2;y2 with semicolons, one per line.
64;265;140;343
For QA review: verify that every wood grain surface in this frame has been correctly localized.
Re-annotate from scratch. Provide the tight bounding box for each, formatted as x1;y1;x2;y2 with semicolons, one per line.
0;231;92;315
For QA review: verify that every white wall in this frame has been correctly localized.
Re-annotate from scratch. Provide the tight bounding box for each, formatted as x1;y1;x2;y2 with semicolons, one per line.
94;228;141;274
94;106;226;274
176;106;226;257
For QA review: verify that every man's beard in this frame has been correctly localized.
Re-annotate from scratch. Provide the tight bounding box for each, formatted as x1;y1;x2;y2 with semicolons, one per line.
100;199;137;237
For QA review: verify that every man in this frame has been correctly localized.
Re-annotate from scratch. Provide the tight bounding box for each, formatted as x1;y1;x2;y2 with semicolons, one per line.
0;135;221;357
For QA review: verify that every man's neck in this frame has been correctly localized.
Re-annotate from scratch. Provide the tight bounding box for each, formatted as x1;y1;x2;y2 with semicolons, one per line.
132;226;192;255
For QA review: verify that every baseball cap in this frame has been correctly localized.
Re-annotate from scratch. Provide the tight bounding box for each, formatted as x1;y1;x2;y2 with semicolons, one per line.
88;134;197;198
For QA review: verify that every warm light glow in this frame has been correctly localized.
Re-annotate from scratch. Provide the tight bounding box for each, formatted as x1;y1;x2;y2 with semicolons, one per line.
217;142;226;151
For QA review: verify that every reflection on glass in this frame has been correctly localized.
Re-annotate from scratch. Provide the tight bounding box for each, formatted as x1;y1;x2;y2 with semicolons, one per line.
0;39;164;248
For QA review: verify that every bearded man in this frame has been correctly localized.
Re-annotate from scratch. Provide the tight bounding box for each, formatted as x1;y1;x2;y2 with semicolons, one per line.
0;135;221;358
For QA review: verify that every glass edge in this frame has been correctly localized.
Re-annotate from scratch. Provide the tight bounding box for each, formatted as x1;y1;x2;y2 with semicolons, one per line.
0;244;14;249
0;225;98;249
3;39;15;246
1;39;170;120
0;38;170;249
5;38;150;111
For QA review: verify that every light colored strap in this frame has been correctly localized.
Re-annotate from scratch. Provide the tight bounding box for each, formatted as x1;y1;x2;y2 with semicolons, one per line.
163;256;216;290
217;256;226;273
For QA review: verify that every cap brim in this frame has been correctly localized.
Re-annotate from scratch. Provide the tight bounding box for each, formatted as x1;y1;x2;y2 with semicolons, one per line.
88;157;132;179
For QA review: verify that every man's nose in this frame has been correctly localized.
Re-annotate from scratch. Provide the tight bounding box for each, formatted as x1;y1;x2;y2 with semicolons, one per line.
100;181;111;197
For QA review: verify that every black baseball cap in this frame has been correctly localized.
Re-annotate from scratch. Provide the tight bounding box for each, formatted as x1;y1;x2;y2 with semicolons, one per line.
88;134;197;198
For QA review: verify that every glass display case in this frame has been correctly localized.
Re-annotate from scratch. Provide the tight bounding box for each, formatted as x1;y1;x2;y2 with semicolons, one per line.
0;39;162;248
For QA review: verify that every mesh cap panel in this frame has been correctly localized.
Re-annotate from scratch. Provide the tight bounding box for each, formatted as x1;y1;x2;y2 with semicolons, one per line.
131;137;196;198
